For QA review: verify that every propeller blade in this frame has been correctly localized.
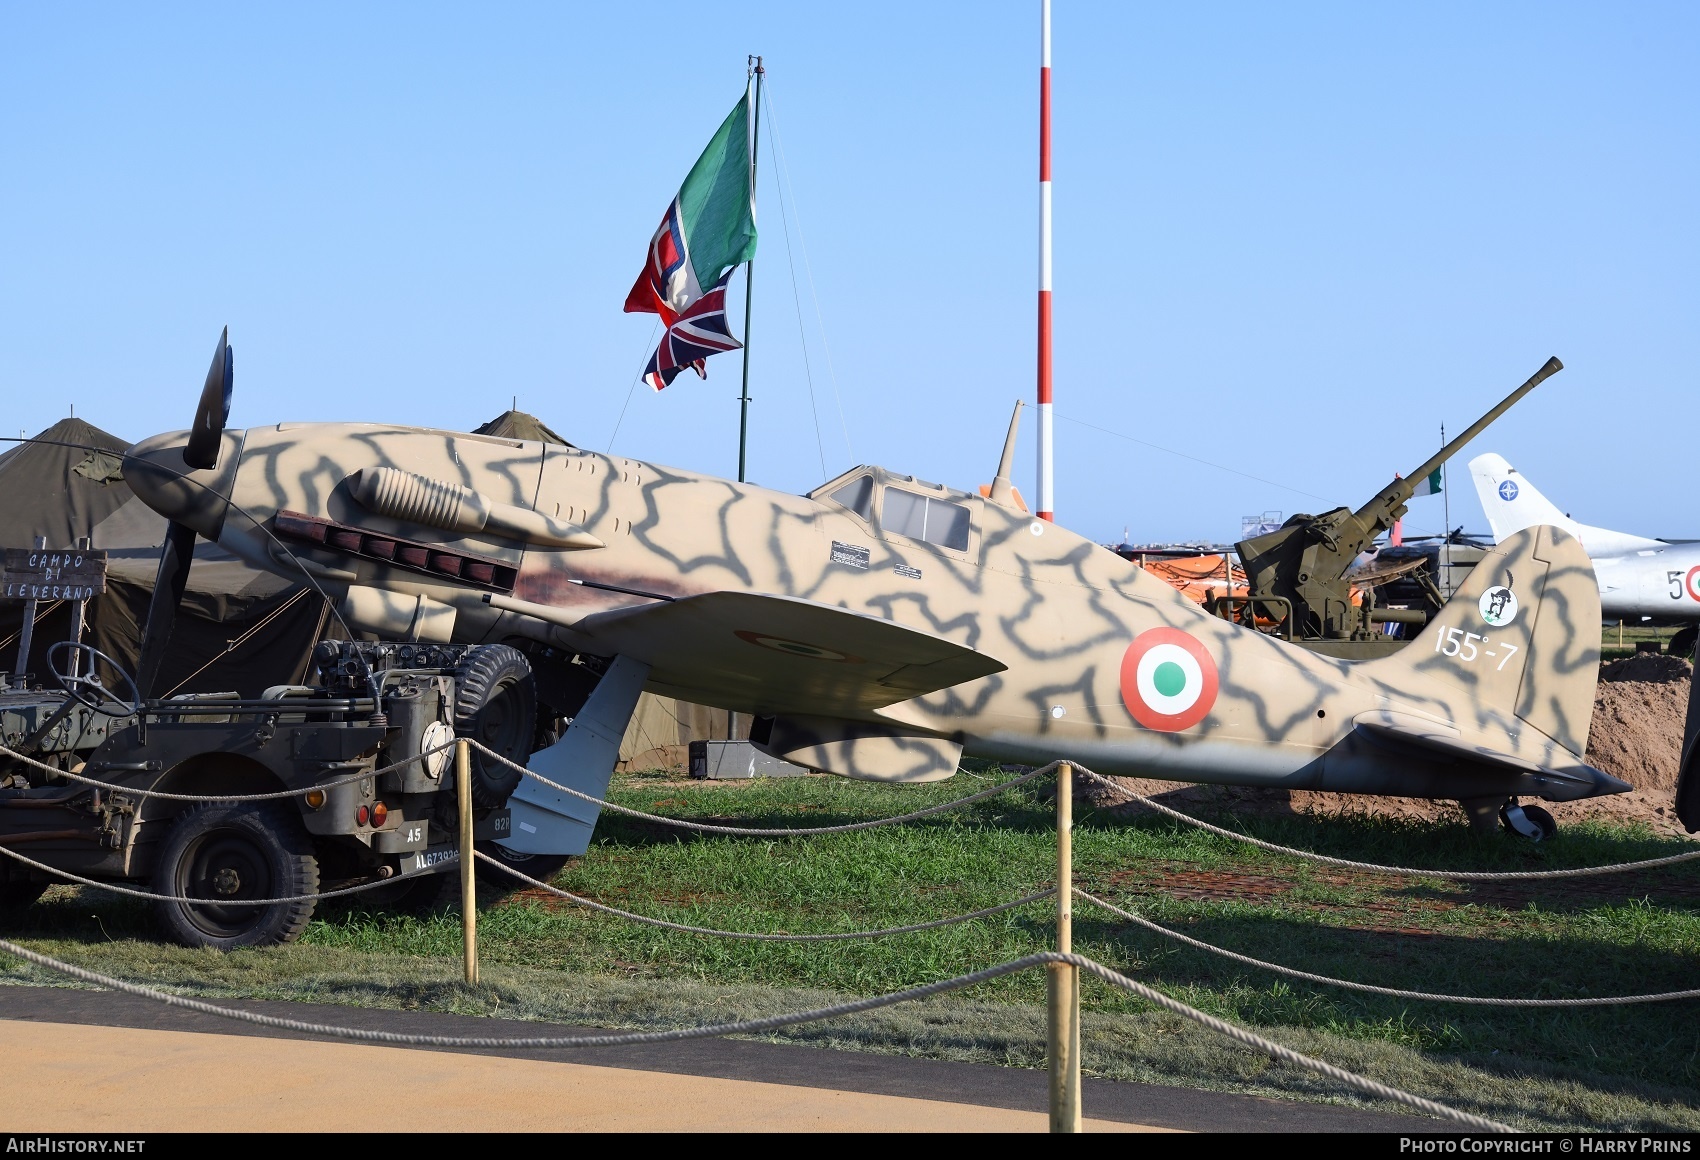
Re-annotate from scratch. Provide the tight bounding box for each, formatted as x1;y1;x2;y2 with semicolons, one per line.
134;520;198;699
183;327;233;471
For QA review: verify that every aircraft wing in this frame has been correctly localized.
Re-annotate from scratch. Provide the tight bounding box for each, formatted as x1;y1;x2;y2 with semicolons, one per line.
1352;711;1623;797
569;590;1008;715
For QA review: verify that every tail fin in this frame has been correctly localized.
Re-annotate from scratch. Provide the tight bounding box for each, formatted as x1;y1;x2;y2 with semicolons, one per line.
1468;452;1662;555
1366;524;1600;758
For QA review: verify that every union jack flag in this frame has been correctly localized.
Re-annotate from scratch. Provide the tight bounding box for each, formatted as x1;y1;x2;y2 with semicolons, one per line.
624;199;697;324
642;271;741;391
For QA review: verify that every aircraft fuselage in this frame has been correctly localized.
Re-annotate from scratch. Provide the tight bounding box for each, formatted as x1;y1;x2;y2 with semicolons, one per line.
124;422;1621;805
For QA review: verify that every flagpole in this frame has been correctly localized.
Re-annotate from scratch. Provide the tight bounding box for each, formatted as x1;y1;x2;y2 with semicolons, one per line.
1036;1;1054;521
1440;423;1451;598
738;56;764;484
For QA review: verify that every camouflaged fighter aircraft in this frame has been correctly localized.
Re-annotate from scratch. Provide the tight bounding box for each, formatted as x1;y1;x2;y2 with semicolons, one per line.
123;335;1628;852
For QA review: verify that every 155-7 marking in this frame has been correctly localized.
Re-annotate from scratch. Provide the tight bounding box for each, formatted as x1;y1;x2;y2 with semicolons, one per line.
1435;626;1518;670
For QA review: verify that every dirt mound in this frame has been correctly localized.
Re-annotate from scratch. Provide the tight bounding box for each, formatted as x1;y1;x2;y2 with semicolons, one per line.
1082;657;1696;839
1568;654;1693;835
1599;653;1693;685
1587;657;1691;794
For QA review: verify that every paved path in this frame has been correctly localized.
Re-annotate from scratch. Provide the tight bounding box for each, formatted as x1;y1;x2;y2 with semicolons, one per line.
1;1019;1156;1132
0;985;1432;1133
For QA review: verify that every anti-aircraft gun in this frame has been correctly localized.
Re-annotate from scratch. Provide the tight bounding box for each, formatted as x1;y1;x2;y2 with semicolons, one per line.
1221;357;1563;659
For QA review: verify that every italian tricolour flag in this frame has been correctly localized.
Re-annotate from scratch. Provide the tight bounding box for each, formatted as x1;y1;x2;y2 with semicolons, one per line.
624;88;758;389
1410;466;1443;496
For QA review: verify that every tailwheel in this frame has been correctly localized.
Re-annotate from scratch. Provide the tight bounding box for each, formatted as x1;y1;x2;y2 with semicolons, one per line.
1500;799;1558;842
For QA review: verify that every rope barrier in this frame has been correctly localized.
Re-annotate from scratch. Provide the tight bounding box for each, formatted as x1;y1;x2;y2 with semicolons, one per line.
0;737;1046;833
1065;953;1514;1131
10;731;1693;883
476;849;1056;941
0;740;452;803
4;729;1694;935
1070;764;1700;880
0;637;1671;1132
487;747;1700;881
0;841;425;906
1075;889;1700;1008
0;936;1512;1132
14;835;1688;1010
482;745;1054;836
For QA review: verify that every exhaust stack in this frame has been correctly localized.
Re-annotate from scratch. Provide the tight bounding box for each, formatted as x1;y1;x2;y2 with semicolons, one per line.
350;467;603;551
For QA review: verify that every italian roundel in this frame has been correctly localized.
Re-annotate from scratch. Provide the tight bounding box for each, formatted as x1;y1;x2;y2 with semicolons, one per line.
1119;627;1219;732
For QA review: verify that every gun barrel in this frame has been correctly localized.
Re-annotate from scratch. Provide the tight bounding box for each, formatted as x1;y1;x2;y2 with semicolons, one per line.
1404;356;1562;490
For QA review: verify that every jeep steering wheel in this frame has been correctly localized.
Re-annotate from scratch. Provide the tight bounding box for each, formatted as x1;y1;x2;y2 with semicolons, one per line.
48;641;141;716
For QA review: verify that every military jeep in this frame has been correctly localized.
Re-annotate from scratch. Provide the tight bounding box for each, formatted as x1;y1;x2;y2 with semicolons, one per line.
0;639;558;949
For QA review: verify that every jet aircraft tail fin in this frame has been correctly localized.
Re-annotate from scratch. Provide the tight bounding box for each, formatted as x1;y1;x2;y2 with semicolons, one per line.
1364;524;1600;759
1468;453;1663;554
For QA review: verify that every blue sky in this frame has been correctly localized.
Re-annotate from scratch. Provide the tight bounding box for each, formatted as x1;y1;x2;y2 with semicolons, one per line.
2;3;1695;545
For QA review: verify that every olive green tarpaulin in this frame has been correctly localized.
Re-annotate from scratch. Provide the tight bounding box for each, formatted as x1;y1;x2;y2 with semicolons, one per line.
0;417;330;696
472;410;576;448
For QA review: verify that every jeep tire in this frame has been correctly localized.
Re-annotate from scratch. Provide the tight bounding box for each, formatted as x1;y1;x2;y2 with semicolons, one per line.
154;801;319;950
451;645;536;808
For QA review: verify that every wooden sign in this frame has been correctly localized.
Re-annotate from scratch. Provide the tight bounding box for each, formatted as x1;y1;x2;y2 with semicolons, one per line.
2;547;108;601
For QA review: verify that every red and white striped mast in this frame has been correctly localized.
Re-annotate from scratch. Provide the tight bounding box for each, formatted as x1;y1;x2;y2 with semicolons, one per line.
1036;0;1054;521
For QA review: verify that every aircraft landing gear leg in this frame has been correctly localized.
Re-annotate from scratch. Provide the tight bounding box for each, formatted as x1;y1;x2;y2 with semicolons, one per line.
1499;798;1557;841
1458;796;1505;836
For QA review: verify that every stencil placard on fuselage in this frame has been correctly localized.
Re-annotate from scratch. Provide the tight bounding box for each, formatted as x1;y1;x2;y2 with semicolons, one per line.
831;541;870;570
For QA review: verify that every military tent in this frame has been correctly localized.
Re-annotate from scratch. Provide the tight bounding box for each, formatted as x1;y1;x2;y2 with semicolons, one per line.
473;410;575;447
0;417;331;696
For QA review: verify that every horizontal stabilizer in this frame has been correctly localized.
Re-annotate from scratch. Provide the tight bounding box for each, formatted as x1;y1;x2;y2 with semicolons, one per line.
573;590;1007;715
1353;710;1627;797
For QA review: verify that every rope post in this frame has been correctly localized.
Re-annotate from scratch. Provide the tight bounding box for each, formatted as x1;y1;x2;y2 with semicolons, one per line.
455;739;479;985
1048;760;1082;1132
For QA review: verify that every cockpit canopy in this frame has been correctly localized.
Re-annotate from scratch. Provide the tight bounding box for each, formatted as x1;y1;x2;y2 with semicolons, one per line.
809;466;976;554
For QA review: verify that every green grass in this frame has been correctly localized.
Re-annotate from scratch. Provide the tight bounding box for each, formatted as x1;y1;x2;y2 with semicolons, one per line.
4;767;1700;1131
